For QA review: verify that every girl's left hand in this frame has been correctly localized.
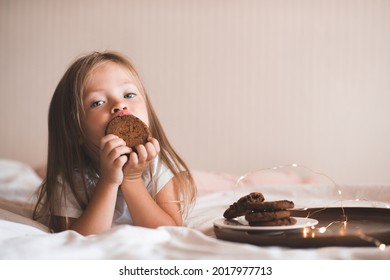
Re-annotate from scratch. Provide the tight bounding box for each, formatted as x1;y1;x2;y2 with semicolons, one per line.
122;137;160;182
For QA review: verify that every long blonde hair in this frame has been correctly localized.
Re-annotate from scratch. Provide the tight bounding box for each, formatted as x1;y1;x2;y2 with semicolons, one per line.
33;51;197;232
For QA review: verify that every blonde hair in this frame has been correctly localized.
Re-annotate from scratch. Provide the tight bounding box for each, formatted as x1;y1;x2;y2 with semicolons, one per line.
33;51;197;232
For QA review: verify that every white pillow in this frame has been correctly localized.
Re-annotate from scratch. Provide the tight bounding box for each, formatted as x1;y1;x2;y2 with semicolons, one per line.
0;159;43;219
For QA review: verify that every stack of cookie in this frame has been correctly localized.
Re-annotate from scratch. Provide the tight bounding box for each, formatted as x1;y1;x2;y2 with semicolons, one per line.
223;192;296;226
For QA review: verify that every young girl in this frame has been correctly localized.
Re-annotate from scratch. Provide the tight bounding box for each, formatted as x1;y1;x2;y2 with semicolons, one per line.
33;51;197;235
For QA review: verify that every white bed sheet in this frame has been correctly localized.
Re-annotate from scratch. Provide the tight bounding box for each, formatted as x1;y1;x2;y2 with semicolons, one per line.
1;159;389;260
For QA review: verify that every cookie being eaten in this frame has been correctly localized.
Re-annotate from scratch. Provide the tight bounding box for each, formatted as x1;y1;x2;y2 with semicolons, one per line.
105;115;151;149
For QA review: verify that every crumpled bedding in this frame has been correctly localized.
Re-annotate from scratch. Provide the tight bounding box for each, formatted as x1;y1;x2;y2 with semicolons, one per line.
1;159;389;259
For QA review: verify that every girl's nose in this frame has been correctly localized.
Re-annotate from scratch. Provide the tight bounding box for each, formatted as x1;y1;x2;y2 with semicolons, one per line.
111;103;128;114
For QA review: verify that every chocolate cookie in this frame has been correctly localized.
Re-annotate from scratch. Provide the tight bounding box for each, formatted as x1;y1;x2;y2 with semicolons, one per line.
223;192;265;219
244;200;295;212
245;210;291;223
105;115;151;149
248;217;297;227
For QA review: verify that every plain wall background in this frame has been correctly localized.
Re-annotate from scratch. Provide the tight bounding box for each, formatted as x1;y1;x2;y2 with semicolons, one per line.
1;0;389;185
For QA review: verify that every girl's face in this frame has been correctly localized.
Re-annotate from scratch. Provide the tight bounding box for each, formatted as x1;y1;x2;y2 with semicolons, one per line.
81;61;149;151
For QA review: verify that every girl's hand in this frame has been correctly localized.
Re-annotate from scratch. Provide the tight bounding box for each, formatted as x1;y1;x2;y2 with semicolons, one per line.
99;134;131;186
123;137;160;182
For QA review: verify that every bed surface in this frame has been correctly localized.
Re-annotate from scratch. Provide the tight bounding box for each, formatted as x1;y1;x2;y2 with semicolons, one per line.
1;159;389;259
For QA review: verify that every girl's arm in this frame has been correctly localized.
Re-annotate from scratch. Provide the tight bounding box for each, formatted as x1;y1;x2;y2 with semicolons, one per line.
69;135;130;235
121;138;182;227
121;176;182;228
68;180;119;235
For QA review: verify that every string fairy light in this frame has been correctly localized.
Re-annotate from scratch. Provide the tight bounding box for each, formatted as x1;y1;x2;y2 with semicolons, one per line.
233;163;390;250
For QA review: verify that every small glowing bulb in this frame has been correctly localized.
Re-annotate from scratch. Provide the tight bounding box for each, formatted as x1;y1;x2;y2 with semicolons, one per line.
338;190;342;195
292;163;298;167
319;227;327;233
379;244;386;251
355;198;360;201
303;228;308;238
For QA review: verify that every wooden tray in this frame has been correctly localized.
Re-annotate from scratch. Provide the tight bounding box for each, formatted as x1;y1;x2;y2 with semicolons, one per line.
214;207;390;248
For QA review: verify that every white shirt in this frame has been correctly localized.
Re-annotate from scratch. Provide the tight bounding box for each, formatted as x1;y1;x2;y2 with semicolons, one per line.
56;156;174;226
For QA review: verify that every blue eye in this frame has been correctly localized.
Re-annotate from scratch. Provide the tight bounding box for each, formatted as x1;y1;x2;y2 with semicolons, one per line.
91;100;104;108
124;92;136;99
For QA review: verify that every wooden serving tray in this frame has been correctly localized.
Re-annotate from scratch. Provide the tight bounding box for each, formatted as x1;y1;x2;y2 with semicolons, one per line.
214;207;390;248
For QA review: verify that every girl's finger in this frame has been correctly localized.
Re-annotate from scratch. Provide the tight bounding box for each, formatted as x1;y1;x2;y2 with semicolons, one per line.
113;154;128;168
135;144;147;163
100;134;119;149
107;145;131;162
101;137;127;154
144;142;157;160
148;137;160;154
128;151;139;167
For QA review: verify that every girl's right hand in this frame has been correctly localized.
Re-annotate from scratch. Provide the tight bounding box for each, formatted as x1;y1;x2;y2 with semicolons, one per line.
99;134;131;187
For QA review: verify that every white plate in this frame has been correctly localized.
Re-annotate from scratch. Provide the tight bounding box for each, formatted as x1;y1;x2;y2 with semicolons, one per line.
213;217;318;231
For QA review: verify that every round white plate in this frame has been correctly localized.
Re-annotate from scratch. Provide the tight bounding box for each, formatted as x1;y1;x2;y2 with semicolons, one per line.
213;217;318;231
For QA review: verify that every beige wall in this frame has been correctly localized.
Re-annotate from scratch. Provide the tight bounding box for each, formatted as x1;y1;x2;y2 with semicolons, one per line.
1;0;389;185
